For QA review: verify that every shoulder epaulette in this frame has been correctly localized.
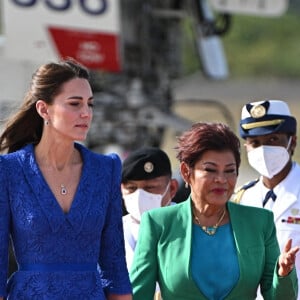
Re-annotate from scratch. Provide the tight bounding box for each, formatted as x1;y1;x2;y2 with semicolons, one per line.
231;178;259;204
237;178;259;192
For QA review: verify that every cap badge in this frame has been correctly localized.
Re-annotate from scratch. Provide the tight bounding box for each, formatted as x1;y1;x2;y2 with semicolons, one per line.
250;104;266;118
144;162;154;173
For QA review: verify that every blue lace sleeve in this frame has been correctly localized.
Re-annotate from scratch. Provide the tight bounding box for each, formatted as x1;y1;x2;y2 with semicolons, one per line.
99;153;132;295
0;157;10;297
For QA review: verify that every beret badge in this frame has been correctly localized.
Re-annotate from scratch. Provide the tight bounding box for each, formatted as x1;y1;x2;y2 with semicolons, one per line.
250;104;266;118
144;162;154;173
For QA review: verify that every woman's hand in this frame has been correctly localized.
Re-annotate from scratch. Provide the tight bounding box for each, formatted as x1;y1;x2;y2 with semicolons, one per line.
278;238;299;277
107;294;132;300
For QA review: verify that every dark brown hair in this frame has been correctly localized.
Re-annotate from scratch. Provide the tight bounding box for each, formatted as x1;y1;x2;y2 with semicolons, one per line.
176;122;241;172
0;58;89;153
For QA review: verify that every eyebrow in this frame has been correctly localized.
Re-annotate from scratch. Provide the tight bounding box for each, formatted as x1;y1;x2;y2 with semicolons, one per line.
202;162;236;167
67;96;94;100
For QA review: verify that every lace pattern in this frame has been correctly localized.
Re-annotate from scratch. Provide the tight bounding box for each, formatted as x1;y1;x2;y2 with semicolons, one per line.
0;143;131;299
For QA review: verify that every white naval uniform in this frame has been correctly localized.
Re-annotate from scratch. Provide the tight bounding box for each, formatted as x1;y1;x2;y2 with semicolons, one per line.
123;213;162;297
123;203;176;299
123;202;176;271
239;162;300;300
122;214;139;272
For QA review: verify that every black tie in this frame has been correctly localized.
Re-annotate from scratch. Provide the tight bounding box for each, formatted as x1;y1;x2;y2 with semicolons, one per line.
263;190;277;207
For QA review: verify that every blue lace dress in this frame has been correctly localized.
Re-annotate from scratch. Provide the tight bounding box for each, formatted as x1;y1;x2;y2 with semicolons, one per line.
0;143;132;299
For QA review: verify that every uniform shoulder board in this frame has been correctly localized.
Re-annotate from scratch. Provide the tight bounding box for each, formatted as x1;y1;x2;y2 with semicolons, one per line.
231;178;259;204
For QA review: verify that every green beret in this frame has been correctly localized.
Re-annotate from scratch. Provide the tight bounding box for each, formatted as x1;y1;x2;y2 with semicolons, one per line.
122;147;172;182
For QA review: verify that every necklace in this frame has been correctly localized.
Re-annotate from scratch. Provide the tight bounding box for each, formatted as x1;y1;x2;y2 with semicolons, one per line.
193;208;226;236
60;184;68;195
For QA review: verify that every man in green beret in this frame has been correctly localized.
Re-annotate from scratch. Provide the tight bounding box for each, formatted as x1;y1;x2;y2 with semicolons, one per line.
121;147;179;271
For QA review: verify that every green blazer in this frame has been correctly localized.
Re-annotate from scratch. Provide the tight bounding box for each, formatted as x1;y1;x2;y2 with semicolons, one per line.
130;199;297;300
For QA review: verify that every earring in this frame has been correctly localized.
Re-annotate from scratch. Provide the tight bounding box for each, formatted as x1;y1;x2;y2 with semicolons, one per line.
185;182;189;188
45;120;49;126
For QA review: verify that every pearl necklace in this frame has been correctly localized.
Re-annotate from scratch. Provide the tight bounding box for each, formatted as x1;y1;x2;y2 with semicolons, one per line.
193;208;226;236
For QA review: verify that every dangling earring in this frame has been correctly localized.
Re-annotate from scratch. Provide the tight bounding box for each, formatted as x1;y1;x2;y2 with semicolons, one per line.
185;182;189;188
45;120;49;126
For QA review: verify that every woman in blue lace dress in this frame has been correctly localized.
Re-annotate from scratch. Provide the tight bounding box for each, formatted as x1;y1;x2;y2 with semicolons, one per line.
0;59;132;300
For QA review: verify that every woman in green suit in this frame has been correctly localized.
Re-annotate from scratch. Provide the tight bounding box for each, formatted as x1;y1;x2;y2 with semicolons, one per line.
130;122;299;300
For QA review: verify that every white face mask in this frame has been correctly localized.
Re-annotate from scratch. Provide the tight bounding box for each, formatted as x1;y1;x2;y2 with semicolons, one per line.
247;138;291;179
123;182;170;222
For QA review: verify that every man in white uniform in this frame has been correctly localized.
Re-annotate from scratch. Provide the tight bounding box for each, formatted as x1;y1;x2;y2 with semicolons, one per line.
121;147;178;271
233;99;300;299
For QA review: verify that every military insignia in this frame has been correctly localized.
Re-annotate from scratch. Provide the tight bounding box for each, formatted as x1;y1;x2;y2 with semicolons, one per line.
250;104;266;118
144;161;154;173
290;208;300;216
